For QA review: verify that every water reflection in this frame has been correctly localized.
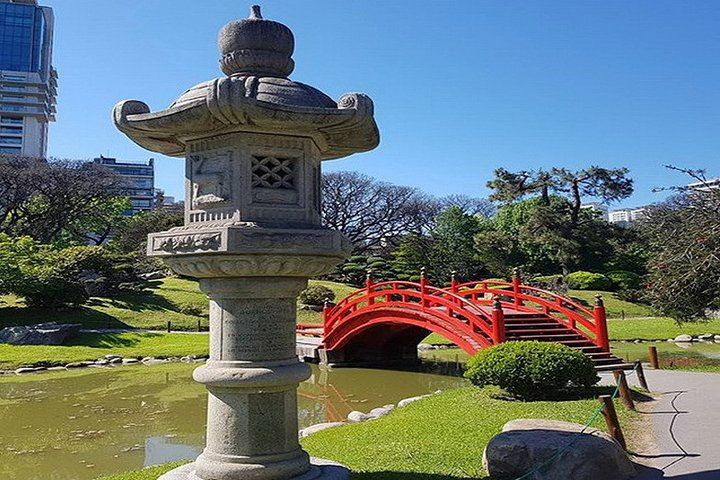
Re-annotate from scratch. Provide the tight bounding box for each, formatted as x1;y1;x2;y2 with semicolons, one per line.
0;362;464;479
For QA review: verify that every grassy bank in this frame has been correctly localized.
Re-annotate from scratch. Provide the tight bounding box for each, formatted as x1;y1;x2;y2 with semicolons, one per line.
94;386;638;480
608;317;720;340
0;278;355;331
0;332;209;370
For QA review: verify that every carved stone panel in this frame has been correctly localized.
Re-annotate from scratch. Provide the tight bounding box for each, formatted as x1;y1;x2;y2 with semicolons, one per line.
190;151;232;209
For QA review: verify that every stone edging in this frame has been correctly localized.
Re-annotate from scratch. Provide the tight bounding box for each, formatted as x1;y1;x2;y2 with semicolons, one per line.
298;391;441;438
2;354;209;376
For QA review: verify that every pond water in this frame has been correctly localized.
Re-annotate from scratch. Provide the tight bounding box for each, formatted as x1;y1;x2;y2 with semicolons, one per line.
0;363;465;480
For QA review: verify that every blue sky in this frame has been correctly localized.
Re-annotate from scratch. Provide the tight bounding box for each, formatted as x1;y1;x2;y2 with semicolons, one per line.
44;1;719;209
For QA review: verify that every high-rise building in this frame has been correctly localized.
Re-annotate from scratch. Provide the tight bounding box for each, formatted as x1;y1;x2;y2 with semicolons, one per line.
0;0;57;158
93;156;155;216
608;207;646;227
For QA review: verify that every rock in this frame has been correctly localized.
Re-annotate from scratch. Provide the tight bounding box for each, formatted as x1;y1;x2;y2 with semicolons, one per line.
699;334;714;340
14;367;45;375
65;361;93;369
181;356;192;363
347;411;370;423
122;358;140;365
109;357;123;364
417;343;433;351
367;407;392;419
483;419;636;480
47;366;66;371
0;322;82;346
142;357;169;365
674;334;693;342
95;359;109;366
104;354;121;360
675;341;692;349
715;335;720;342
299;422;345;438
398;395;427;408
139;271;165;280
633;339;643;344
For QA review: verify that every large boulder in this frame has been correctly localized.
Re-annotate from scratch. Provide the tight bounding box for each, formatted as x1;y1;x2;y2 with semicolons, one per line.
483;419;636;480
0;322;82;345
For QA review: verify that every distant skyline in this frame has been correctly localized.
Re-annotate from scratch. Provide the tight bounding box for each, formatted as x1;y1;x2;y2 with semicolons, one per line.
43;1;719;209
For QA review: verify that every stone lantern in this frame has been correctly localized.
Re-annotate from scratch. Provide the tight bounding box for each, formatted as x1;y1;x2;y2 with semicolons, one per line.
113;6;378;480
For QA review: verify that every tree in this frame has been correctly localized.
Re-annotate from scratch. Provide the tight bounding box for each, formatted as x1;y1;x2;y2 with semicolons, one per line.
642;168;720;321
322;171;437;253
110;206;184;255
437;194;495;218
0;156;128;244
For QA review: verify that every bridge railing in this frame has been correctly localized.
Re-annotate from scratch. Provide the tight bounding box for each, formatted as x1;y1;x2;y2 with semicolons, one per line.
322;278;498;348
449;278;609;351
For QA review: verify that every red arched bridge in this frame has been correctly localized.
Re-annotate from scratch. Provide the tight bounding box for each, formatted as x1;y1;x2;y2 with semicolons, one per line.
297;273;630;371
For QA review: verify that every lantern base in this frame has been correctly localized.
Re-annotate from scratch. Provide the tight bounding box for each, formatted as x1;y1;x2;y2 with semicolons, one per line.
158;458;350;480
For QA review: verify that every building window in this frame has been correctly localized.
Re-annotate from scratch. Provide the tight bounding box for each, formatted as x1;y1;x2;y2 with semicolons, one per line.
130;199;152;208
2;95;25;100
0;136;22;145
2;85;25;92
0;116;23;125
0;146;21;154
0;126;22;135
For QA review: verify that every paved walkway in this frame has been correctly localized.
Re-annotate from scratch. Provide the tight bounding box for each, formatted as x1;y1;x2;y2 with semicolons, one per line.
604;369;720;479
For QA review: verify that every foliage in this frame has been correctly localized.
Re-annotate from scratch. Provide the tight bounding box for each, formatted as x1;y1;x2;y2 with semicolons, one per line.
641;169;720;321
110;206;184;255
464;341;599;400
298;284;335;306
0;156;128;244
568;289;653;318
566;271;612;291
481;167;633;276
335;255;396;286
606;270;643;291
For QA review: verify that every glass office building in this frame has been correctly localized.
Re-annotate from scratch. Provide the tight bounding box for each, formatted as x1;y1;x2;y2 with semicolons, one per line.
93;156;156;216
0;0;57;158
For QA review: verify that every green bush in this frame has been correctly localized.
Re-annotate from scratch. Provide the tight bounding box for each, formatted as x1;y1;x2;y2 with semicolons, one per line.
298;284;335;306
566;271;612;291
464;341;599;400
607;270;643;291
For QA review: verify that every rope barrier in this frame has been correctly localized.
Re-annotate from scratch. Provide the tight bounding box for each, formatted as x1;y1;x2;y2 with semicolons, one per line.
511;363;639;480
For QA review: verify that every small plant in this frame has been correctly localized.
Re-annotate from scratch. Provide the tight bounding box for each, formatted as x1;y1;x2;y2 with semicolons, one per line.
566;271;612;291
464;341;599;400
298;284;335;306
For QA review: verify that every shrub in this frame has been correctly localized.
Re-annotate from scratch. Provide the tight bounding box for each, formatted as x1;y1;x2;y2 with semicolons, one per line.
566;271;612;291
606;270;643;291
464;341;599;400
298;285;335;306
530;274;566;293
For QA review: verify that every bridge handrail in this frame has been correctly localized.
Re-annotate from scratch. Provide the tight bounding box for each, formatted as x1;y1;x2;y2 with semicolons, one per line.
451;281;600;343
323;280;496;341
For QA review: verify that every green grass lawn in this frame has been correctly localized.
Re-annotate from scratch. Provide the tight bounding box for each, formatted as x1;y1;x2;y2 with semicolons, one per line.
0;332;209;370
609;317;720;340
611;341;720;372
94;386;638;480
566;290;653;318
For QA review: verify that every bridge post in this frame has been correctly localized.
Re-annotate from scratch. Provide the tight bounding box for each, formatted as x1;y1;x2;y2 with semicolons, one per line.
323;299;332;336
512;267;523;308
420;267;428;310
594;295;610;352
366;270;375;305
450;271;458;294
492;296;506;344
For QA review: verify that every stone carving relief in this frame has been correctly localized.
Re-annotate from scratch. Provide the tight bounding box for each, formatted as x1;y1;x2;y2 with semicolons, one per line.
154;233;222;253
191;153;232;208
165;255;344;278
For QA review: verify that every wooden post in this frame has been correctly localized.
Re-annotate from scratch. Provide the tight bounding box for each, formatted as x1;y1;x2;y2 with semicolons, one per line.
593;295;610;352
366;270;375;305
599;395;626;449
492;296;505;344
648;346;660;369
512;267;523;308
197;319;201;332
167;320;171;333
613;370;635;411
634;360;649;391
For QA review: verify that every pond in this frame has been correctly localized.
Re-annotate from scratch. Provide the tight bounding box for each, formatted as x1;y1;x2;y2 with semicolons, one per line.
0;363;465;480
